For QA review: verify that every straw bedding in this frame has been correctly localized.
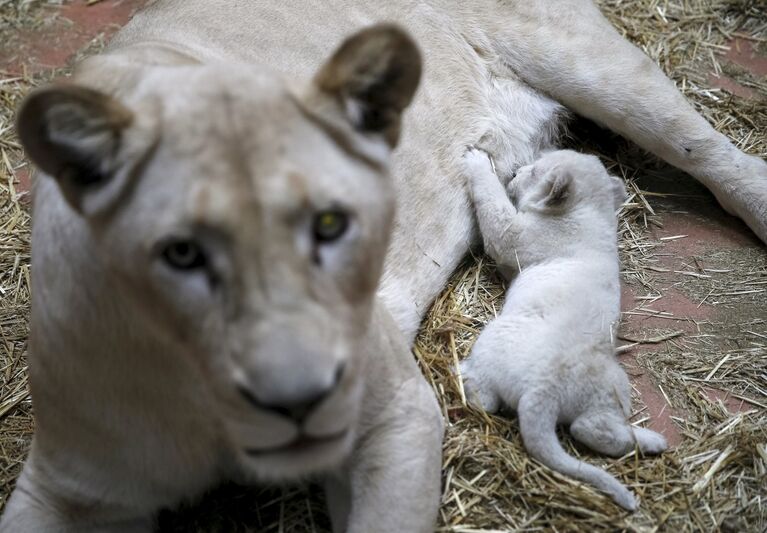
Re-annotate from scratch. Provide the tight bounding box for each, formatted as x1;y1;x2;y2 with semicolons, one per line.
0;1;764;531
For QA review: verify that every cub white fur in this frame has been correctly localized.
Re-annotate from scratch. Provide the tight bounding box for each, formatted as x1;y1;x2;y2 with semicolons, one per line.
460;148;668;511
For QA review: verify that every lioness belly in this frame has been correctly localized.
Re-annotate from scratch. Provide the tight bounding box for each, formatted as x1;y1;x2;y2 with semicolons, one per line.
376;23;567;340
108;0;566;340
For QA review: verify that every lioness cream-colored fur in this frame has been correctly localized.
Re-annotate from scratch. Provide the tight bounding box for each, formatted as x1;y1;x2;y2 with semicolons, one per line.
459;148;668;510
3;0;766;530
4;26;443;533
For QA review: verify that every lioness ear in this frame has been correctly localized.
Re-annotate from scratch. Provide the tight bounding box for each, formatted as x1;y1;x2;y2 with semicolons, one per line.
609;175;628;211
314;24;422;146
536;166;573;210
16;85;134;214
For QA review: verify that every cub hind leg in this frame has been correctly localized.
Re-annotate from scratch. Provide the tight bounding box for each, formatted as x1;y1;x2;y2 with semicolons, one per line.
517;393;638;511
570;411;668;457
459;320;529;415
459;354;503;414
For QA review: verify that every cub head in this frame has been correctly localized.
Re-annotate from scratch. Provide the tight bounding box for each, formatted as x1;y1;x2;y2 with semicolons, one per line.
17;25;421;479
507;149;627;219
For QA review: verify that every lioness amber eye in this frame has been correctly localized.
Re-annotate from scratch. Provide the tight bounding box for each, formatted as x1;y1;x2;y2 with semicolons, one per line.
313;211;349;243
162;240;207;270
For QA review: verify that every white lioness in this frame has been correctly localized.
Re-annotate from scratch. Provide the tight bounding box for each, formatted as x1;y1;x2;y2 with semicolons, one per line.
6;25;445;533
459;148;668;511
3;0;766;531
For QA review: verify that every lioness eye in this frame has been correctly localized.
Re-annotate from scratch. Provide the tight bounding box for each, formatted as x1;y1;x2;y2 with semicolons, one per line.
162;240;207;270
312;211;349;243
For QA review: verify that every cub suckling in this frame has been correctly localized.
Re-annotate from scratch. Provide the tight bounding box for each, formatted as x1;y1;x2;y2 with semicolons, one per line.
460;148;667;510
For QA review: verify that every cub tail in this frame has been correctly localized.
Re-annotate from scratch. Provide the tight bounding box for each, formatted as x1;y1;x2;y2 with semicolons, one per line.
517;393;638;511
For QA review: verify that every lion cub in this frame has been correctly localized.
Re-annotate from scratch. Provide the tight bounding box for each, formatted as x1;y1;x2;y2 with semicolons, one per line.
460;148;667;511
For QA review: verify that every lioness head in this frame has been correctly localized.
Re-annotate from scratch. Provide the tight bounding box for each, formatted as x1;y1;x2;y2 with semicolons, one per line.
18;25;421;479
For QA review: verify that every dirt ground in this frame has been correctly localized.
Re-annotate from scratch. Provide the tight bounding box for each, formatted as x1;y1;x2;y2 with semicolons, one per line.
0;1;765;532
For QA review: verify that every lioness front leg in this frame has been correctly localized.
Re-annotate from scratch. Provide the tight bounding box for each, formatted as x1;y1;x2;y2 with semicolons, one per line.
1;459;153;533
491;0;767;243
327;377;443;533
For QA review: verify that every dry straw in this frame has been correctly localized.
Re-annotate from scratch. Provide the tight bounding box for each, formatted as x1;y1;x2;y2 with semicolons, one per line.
0;0;765;531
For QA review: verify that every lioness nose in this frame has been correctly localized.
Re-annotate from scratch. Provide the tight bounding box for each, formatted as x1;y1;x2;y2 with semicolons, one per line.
238;362;345;423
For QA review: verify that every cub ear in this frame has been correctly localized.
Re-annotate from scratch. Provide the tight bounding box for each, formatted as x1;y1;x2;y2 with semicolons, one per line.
536;166;573;210
314;24;422;147
609;175;628;211
16;84;134;215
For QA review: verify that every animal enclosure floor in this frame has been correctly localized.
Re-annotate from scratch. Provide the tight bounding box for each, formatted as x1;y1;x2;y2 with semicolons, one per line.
0;1;764;531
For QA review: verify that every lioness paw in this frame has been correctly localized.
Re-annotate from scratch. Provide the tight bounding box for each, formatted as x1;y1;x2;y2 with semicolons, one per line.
462;147;495;178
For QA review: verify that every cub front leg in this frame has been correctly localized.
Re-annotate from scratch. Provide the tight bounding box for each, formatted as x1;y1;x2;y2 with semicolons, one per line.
327;376;443;533
491;0;767;244
463;147;520;262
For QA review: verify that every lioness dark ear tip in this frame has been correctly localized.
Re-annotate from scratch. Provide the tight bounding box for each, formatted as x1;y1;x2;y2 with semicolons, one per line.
17;85;132;135
373;24;423;95
317;23;422;100
313;24;422;147
16;88;52;144
348;23;421;62
372;23;422;62
16;85;133;177
16;88;63;176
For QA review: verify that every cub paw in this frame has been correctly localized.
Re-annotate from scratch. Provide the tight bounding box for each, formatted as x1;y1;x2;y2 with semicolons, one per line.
459;359;500;413
633;427;668;455
462;147;494;177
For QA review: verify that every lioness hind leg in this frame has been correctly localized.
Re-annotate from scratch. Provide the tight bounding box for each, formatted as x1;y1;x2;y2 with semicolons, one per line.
490;0;767;244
